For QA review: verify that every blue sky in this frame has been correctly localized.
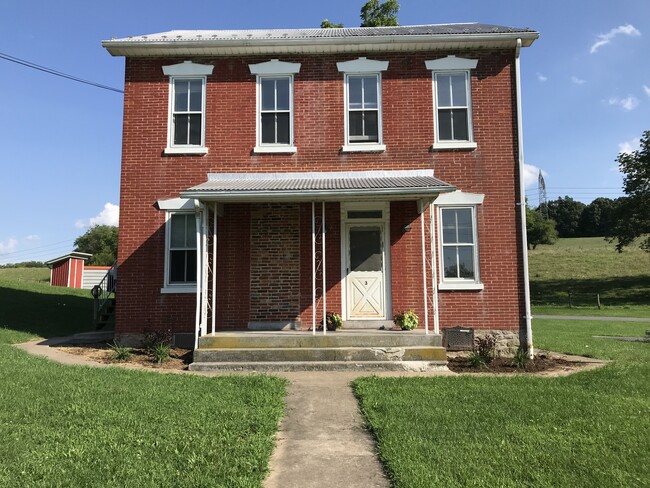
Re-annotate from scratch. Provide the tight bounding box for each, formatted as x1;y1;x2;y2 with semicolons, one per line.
1;0;648;264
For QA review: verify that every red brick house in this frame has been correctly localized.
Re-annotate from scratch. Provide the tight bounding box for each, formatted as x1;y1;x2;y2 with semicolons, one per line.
103;24;538;356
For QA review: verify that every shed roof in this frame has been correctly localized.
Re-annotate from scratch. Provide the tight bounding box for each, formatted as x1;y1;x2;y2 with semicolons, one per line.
45;252;92;267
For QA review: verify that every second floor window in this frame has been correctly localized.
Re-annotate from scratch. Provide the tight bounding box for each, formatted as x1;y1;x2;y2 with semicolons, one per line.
435;72;471;142
260;76;292;145
171;78;205;147
347;75;380;144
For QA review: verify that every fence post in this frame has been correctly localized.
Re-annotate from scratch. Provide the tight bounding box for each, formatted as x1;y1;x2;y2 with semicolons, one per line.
597;293;601;310
568;291;573;308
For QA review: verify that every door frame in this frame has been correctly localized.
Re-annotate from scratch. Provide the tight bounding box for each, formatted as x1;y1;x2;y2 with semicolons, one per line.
340;202;391;321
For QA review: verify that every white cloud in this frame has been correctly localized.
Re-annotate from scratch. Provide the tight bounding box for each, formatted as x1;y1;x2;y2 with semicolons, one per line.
0;238;18;255
590;24;641;54
75;202;120;229
618;138;640;155
536;73;548;82
571;76;586;85
644;85;650;98
523;163;546;189
608;96;639;111
25;235;40;241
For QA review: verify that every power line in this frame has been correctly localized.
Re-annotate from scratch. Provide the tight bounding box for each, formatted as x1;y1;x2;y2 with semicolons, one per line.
0;51;124;94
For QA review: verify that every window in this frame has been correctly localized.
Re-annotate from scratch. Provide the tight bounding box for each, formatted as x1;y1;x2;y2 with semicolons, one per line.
425;56;478;150
337;57;388;152
249;59;300;153
162;61;213;155
441;208;477;281
166;213;197;287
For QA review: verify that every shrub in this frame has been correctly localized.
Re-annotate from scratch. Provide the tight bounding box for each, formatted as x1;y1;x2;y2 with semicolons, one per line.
467;351;486;369
393;309;419;330
511;348;531;369
142;328;173;364
322;312;342;331
110;341;132;362
151;343;171;364
474;334;497;364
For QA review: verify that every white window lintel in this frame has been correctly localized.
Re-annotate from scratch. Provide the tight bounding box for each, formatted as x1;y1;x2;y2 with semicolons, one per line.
163;61;214;76
337;57;389;73
157;198;196;211
435;191;485;206
425;56;478;71
249;59;301;75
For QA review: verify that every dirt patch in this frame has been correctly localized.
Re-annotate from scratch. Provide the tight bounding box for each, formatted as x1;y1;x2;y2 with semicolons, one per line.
447;353;596;375
53;342;192;370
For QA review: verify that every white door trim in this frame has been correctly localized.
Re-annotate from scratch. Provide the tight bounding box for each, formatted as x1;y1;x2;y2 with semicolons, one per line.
340;202;391;321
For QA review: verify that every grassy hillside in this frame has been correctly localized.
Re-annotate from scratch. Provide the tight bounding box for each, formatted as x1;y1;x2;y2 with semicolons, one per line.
0;266;50;283
528;237;650;309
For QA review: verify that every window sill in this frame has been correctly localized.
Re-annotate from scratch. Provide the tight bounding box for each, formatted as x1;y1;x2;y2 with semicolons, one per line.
164;147;209;155
253;146;297;154
438;282;484;291
160;286;197;294
340;144;386;153
431;142;477;151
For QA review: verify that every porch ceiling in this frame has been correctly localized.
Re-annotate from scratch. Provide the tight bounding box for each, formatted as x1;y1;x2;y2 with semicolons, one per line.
180;170;455;202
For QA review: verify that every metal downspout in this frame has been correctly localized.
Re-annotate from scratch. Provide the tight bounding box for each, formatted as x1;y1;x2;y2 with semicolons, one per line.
515;38;534;358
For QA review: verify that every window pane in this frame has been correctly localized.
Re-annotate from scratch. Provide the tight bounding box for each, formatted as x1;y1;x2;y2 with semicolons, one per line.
364;111;378;141
170;250;186;282
348;210;382;219
349;77;363;109
452;109;469;141
170;215;186;248
455;208;473;243
441;209;457;244
186;215;196;247
350;228;382;272
458;247;475;279
189;80;202;111
443;247;458;278
276;78;290;110
450;74;467;106
186;250;197;282
438;110;452;140
349;111;364;138
436;75;451;107
188;114;202;145
174;80;188;111
261;113;275;143
276;112;290;144
363;76;378;109
261;78;275;111
173;114;189;145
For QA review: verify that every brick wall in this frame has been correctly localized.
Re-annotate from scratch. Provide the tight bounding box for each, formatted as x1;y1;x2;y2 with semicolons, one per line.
115;48;526;336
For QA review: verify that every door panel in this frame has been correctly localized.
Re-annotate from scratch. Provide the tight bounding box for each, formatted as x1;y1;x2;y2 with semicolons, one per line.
347;226;384;319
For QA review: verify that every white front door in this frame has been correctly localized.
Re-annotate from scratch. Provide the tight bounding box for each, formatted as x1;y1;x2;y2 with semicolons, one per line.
346;225;385;319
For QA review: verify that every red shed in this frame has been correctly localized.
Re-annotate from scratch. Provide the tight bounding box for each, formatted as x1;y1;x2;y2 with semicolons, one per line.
46;252;92;289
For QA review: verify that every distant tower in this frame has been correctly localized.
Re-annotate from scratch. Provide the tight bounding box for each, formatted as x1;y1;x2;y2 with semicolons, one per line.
538;170;548;218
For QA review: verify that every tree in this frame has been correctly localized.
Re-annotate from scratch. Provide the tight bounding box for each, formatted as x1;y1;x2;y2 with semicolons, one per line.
610;130;650;252
320;19;344;28
74;225;118;266
526;204;558;249
360;0;400;27
541;196;586;238
578;197;617;237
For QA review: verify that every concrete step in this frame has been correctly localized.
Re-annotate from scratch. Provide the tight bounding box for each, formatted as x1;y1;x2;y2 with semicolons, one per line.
342;320;394;329
198;332;442;349
194;346;446;363
189;360;449;373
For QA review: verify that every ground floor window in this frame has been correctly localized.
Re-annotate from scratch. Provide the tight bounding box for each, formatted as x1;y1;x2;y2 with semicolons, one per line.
440;206;479;282
166;213;197;286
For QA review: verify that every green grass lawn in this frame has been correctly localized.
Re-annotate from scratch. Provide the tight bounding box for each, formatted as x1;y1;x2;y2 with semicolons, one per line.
0;271;287;487
528;237;650;310
354;318;650;487
0;266;50;283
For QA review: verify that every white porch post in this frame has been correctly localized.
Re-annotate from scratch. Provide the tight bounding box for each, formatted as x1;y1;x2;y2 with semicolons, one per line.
193;203;202;349
430;202;440;334
200;208;209;336
322;202;327;335
211;202;217;335
312;202;316;335
419;201;429;335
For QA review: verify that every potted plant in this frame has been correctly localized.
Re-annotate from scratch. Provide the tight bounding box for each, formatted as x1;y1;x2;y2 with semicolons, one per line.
321;312;343;331
393;309;419;330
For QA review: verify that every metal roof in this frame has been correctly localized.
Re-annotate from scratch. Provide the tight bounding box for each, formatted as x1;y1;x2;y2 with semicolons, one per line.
103;23;538;56
180;170;455;202
45;252;92;267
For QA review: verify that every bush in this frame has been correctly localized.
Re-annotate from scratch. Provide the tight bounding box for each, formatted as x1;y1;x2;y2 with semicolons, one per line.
511;348;531;369
151;343;171;364
393;309;419;330
474;334;497;364
142;328;173;364
110;341;132;362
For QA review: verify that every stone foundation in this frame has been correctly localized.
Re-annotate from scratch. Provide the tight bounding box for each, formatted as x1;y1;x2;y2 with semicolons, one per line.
474;329;521;357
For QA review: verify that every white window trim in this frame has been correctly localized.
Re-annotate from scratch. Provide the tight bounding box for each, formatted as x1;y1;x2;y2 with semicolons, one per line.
161;211;198;294
338;57;388;153
162;62;213;155
249;60;300;154
436;191;484;291
426;56;478;151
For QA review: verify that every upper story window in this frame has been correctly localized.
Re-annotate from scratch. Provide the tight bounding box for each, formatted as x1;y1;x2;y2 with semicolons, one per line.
425;56;478;151
162;61;214;155
337;57;389;153
435;191;485;291
249;59;301;154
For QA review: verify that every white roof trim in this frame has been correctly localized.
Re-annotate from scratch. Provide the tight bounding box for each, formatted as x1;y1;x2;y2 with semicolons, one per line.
162;61;214;76
249;59;301;75
425;55;478;70
337;57;389;73
434;190;484;205
157;197;195;210
207;170;434;181
45;252;92;267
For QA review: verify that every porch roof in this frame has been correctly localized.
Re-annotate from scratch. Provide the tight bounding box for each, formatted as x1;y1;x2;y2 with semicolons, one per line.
180;170;455;202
